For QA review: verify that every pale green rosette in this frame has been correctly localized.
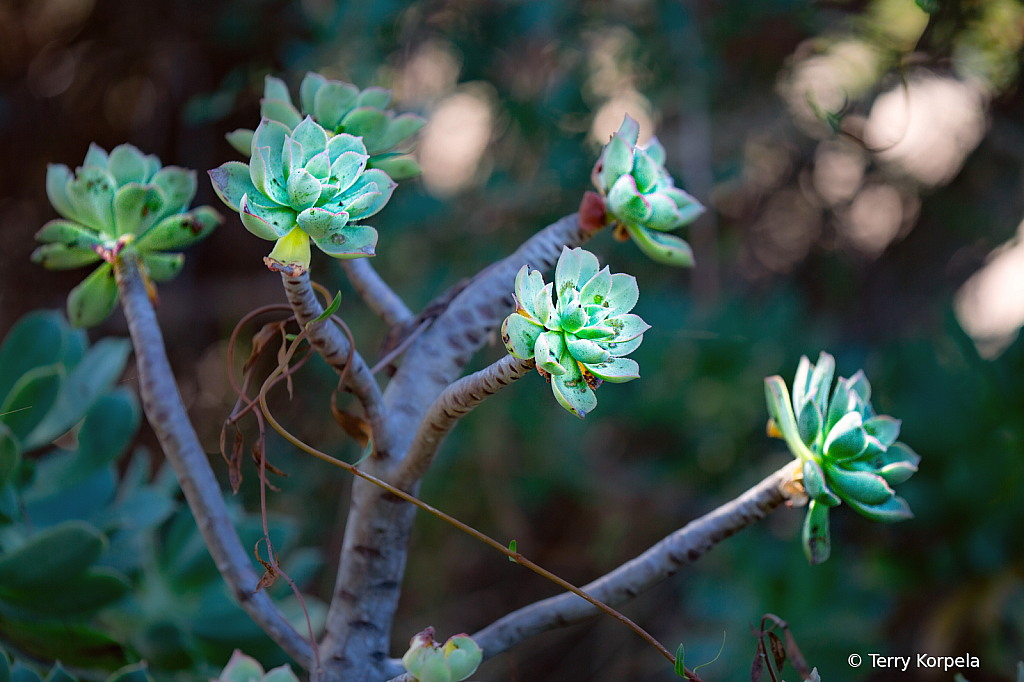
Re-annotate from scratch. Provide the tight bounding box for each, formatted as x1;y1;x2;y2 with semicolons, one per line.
33;143;222;327
591;115;705;267
501;246;649;418
764;352;921;565
226;73;425;182
209;115;396;275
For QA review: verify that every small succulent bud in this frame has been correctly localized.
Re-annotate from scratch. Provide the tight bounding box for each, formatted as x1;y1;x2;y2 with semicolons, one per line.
33;143;222;327
213;650;299;682
591;115;705;267
227;74;426;181
210;116;394;274
402;628;482;682
764;352;920;565
502;247;649;418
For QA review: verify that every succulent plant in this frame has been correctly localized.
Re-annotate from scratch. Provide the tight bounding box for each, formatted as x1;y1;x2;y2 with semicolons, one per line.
33;144;222;327
502;247;649;418
591;116;705;267
401;628;482;682
227;74;425;182
212;650;299;682
210;116;396;275
764;352;920;565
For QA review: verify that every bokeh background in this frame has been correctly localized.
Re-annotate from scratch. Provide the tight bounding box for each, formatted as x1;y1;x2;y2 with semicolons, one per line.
1;0;1023;680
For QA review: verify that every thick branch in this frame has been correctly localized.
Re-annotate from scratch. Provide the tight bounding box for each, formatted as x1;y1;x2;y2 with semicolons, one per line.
341;259;413;328
471;460;800;660
281;272;392;457
391;355;536;490
383;213;591;455
115;253;314;668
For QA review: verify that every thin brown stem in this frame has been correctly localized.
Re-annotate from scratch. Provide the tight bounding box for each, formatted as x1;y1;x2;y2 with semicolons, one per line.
257;333;682;673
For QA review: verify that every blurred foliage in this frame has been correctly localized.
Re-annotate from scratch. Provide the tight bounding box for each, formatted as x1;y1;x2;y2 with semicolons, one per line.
0;313;323;678
1;0;1024;681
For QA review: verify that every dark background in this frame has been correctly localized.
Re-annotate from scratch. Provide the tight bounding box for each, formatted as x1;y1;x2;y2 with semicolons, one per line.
1;0;1023;680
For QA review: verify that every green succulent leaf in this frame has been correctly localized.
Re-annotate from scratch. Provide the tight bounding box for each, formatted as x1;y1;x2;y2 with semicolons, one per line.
583;357;639;383
826;465;894;505
314;81;360;129
226;129;255;156
142;252;185;282
107;144;150;185
66;166;117;235
802;499;831;565
550;352;597;419
625;224;694;267
802;458;840;506
502;314;543;359
34;219;104;250
22;337;131;451
0;364;62;443
31;243;102;270
0;567;130;616
261;98;303;129
844;494;914;523
367;155;421;181
67;263;118;328
312;224;378;259
823;411;868;460
598;133;634;192
863;415;901;447
113;184;164;236
341;107;391;153
534;331;566;375
0;520;106;590
135;206;222;251
149;166;198;219
796;401;822;447
0;424;21;491
46;164;80;223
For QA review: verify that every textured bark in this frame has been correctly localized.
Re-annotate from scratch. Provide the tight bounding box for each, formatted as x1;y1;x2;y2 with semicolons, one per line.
341;258;413;328
471;461;800;660
391;355;535;490
281;272;392;457
315;214;591;681
382;213;588;455
115;253;314;668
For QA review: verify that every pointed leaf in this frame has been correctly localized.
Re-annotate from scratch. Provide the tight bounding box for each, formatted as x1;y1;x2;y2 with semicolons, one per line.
626;224;694;267
263;75;292;104
617;115;640;145
341;169;394;218
34;219;103;249
327;132;367;161
135;206;222;250
286;167;322;210
374;113;426;152
566;335;611;364
579;266;612;304
554;246;581;298
632;148;660;193
823;411;867;460
608;173;652;224
356;86;391;109
0;520;105;589
296;207;348;240
606;313;650;343
583;356;639;383
367;154;421;181
209;162;267;212
844;494;914;523
606;334;643;357
341;107;390;153
83;142;109;169
330;151;369;194
802;458;840;506
534;331;566;375
291;116;329;161
864;415;901;447
597;133;634;192
826;465;894;505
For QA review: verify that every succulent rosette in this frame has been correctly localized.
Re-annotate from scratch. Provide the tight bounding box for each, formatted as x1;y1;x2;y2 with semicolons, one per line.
33;143;222;327
591;115;705;267
764;352;921;565
401;628;482;682
209;115;396;275
502;246;650;418
227;74;425;182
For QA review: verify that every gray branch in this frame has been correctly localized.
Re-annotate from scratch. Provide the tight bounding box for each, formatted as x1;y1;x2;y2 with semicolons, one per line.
391;355;536;490
115;253;314;668
471;460;800;660
341;259;413;328
281;271;392;457
383;213;590;456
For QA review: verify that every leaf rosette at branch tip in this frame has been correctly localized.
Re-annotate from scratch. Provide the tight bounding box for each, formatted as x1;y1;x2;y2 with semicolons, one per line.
226;74;426;182
591;115;705;267
402;628;482;682
502;246;649;419
32;143;223;328
764;351;921;565
209;115;397;275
